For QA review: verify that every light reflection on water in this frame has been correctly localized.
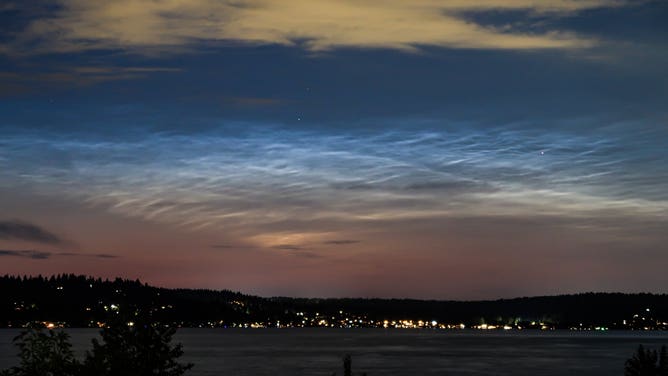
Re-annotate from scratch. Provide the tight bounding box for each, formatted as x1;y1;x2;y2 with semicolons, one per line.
2;329;667;375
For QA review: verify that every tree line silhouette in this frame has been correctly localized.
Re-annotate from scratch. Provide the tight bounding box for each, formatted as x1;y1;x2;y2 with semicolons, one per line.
2;274;668;329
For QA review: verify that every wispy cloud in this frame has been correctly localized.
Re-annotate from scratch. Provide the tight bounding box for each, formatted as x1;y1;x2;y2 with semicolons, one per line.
59;252;120;259
0;249;51;259
323;240;360;245
93;253;118;258
3;0;629;55
0;66;181;95
0;220;63;244
269;245;324;260
1;120;666;241
272;244;306;251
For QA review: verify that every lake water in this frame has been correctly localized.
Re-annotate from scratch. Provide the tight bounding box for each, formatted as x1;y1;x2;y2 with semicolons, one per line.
2;329;667;375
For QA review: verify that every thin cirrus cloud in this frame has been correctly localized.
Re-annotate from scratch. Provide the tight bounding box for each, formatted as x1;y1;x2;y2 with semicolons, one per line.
323;240;361;245
272;244;306;251
0;66;182;95
62;252;120;259
4;0;629;55
0;249;52;260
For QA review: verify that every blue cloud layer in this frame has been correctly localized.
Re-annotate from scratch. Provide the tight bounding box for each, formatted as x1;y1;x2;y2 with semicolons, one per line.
1;119;666;239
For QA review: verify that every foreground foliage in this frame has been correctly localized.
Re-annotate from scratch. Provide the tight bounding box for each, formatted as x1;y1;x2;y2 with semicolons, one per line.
82;315;193;376
1;316;192;376
624;345;668;376
0;328;78;376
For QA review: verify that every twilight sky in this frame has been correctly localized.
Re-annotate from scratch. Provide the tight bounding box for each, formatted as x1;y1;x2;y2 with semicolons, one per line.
1;0;667;299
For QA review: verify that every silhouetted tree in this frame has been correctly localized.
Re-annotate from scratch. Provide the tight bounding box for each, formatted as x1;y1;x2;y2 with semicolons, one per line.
343;354;352;376
660;346;668;376
0;328;79;376
81;314;193;376
1;314;192;376
625;345;668;376
335;354;366;376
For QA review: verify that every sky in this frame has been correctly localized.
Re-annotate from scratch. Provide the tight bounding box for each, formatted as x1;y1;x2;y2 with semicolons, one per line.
0;0;667;299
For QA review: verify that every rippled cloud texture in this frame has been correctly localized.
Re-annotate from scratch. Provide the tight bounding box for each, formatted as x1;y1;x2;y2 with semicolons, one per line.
3;123;666;229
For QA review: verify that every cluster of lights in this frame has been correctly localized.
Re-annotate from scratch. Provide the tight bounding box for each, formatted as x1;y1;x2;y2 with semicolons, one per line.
102;304;120;313
10;297;668;332
473;324;515;330
39;321;65;329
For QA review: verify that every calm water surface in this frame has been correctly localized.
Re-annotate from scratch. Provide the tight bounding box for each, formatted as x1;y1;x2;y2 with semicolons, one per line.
1;329;667;375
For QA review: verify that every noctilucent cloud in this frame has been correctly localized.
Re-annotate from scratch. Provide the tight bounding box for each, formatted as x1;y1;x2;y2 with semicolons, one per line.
0;1;667;299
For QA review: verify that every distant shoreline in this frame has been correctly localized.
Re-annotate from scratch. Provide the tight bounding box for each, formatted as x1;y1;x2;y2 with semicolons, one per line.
3;275;668;330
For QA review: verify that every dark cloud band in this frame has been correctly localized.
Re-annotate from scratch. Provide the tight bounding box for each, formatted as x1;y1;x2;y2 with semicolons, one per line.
0;249;118;260
324;240;360;245
0;249;51;259
0;220;63;244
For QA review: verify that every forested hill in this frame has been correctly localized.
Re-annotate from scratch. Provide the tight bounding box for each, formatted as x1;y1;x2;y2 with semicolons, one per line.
1;275;667;329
